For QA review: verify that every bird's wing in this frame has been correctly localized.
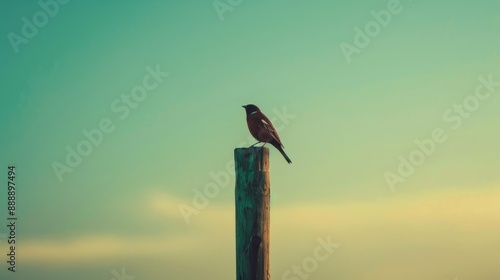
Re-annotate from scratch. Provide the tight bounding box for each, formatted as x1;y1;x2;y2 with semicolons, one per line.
260;117;284;147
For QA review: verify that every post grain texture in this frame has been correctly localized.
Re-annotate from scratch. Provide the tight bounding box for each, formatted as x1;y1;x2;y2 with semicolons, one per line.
234;147;270;280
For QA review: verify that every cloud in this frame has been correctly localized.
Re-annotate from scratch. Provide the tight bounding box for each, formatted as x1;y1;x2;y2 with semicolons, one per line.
4;185;499;278
16;234;196;264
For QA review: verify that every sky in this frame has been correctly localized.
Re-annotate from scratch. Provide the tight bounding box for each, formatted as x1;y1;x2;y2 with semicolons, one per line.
0;0;499;279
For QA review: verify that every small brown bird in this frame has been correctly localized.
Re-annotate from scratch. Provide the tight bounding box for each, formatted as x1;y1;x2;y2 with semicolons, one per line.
242;104;292;164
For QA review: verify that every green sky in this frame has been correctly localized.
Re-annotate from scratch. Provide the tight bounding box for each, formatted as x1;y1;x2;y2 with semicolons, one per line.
0;0;499;279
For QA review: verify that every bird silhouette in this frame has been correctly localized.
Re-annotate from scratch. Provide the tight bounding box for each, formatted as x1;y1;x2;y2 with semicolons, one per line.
242;104;292;164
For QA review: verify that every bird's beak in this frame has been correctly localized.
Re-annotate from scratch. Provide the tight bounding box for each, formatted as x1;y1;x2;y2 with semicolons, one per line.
242;105;246;108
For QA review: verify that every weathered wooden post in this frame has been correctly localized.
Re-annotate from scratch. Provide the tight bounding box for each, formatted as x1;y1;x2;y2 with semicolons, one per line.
234;147;270;280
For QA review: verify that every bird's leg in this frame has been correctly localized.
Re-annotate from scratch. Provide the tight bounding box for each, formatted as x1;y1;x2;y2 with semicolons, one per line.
250;142;261;147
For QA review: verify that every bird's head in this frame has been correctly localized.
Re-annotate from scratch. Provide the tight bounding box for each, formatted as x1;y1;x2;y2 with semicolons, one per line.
242;104;260;115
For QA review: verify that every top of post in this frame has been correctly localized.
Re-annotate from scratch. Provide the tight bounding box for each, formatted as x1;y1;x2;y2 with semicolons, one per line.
234;147;269;172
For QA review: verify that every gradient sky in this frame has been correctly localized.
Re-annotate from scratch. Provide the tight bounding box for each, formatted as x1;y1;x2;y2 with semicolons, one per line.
0;0;499;279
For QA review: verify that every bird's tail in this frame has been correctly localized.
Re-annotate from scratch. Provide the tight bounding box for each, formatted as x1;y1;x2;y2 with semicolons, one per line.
272;142;292;164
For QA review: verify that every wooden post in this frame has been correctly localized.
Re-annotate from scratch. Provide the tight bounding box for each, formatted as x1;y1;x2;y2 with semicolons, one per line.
234;147;270;280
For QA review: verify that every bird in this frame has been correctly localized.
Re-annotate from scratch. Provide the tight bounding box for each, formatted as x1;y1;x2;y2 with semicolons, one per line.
242;104;292;164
